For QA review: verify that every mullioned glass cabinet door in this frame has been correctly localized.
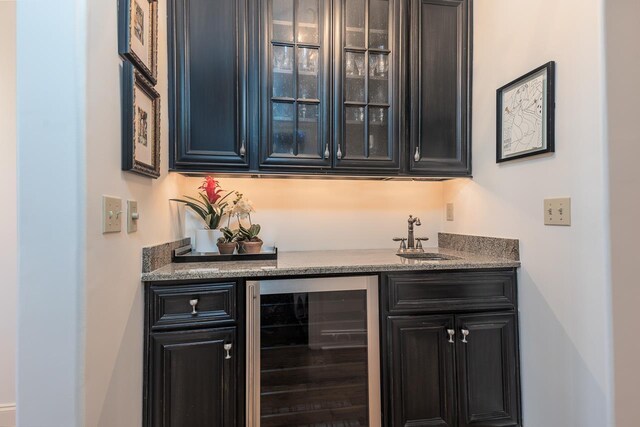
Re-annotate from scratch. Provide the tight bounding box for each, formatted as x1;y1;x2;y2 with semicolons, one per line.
260;0;332;168
333;0;400;171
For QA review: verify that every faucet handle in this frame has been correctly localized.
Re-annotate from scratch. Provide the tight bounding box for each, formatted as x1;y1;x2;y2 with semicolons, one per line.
415;237;429;252
393;238;407;253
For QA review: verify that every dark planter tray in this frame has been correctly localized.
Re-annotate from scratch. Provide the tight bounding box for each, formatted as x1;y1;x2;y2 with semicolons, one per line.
172;245;278;263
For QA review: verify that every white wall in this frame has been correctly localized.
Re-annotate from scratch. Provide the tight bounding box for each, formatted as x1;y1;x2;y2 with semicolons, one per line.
182;178;444;251
443;0;613;426
16;0;86;425
605;1;640;425
83;0;187;425
0;2;17;426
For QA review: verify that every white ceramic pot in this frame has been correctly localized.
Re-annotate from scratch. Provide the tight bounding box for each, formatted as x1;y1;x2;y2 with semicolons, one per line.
195;229;222;253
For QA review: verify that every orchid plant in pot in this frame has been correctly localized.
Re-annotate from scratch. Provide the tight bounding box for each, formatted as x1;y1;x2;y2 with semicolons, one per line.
231;194;263;254
216;227;238;255
171;176;236;253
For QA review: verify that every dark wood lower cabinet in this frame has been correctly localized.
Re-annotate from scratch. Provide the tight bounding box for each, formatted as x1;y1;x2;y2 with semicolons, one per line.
456;313;521;427
388;315;457;427
382;270;522;427
149;328;237;427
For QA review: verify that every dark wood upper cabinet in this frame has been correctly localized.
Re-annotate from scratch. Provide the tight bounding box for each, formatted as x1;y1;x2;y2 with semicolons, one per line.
456;313;521;427
168;0;249;171
258;0;332;169
168;0;472;177
332;0;401;171
388;315;456;427
148;328;237;427
408;0;471;176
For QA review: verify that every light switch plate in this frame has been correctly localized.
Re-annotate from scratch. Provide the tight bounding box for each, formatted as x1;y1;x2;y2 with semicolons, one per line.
102;196;122;233
446;203;454;221
544;197;571;226
127;200;138;233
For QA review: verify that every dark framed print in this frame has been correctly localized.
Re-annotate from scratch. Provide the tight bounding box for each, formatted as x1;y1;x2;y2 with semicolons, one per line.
122;61;161;178
119;0;158;84
497;61;555;163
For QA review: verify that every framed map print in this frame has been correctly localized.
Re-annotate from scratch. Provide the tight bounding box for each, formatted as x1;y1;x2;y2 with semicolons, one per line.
118;0;158;84
122;60;161;178
497;62;555;163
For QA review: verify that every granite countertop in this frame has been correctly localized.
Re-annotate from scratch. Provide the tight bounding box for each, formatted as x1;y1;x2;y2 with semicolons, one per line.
141;246;520;282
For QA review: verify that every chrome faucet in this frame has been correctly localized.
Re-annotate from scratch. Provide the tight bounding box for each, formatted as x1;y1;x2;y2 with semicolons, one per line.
393;215;429;253
407;215;421;249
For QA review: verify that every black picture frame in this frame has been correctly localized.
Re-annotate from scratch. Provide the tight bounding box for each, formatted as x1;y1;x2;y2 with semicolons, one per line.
496;61;555;163
122;61;161;178
118;0;158;84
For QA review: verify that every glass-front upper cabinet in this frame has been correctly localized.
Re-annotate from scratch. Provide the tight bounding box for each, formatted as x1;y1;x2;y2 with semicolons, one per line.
260;0;331;168
333;0;400;171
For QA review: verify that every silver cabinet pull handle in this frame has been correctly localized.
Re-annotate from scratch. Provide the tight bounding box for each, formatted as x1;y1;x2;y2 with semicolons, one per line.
189;299;198;315
324;143;330;159
337;144;343;160
240;139;246;157
447;329;455;344
224;343;232;359
414;146;420;162
461;329;469;343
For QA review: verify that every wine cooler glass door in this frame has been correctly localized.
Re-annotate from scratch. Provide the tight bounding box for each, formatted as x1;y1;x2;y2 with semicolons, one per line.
246;276;380;427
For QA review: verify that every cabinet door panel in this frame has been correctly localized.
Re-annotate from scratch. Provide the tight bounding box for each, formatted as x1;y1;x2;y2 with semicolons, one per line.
409;0;470;176
333;0;400;171
168;0;249;170
149;328;236;427
456;313;521;427
260;0;331;168
388;316;456;427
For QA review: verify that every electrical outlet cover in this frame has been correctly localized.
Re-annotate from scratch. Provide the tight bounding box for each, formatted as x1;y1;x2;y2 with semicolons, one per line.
544;198;571;226
103;196;122;233
446;203;454;221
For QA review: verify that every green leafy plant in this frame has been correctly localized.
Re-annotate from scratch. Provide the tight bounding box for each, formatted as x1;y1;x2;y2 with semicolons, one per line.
217;227;238;244
237;224;262;242
171;176;236;229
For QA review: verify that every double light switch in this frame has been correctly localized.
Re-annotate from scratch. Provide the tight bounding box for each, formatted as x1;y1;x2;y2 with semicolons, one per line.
544;198;571;226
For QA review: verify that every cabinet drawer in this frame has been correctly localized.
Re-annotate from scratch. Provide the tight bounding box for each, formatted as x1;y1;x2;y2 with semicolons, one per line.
384;271;516;314
150;282;236;330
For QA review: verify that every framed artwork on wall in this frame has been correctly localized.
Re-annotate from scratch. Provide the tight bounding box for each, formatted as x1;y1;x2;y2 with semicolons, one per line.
122;60;161;178
118;0;158;84
496;61;555;163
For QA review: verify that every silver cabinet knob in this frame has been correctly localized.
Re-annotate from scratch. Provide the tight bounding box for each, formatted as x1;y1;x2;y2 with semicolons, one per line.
240;139;246;157
324;143;330;159
461;329;470;343
224;343;232;359
447;329;455;344
337;144;343;160
189;299;199;315
414;146;420;162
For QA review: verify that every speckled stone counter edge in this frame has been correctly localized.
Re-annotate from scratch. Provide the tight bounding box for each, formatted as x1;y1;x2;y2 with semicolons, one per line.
438;233;519;261
142;237;191;273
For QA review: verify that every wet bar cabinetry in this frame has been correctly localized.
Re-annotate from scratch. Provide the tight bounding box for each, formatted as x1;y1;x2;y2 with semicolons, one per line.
143;268;521;427
168;0;472;177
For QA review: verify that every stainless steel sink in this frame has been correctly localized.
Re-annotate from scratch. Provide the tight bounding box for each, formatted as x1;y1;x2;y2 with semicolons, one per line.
396;252;460;261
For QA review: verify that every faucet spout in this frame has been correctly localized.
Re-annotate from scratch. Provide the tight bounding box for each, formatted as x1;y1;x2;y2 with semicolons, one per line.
407;215;421;250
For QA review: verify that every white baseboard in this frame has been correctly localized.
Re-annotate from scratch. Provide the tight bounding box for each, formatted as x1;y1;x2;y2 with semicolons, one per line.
0;404;16;427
